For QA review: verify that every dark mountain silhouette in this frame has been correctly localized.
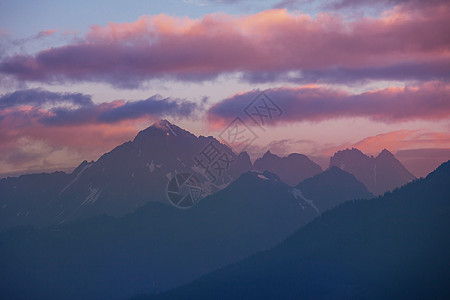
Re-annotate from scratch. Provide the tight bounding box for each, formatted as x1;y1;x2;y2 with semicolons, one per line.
296;166;374;212
330;148;416;195
0;120;252;231
253;150;322;185
0;164;377;300
144;161;450;300
0;170;319;300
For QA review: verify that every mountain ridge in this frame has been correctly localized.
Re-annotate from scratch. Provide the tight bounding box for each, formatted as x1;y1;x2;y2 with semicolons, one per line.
253;150;323;185
330;148;416;195
142;160;450;300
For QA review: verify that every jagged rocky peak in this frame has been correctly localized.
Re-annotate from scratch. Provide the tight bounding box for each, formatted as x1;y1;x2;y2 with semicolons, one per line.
330;148;416;195
133;119;192;144
239;151;250;159
377;148;395;159
152;119;175;130
253;151;322;186
262;150;277;158
331;148;368;160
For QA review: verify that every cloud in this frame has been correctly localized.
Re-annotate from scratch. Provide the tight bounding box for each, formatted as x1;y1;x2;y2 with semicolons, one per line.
207;82;450;126
0;88;200;126
354;130;450;155
0;88;93;109
0;2;448;87
274;0;448;10
97;95;199;123
242;59;450;84
325;0;447;10
0;89;201;174
183;0;244;5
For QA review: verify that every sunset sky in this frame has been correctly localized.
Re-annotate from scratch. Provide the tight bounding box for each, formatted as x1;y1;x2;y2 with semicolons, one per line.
0;0;449;177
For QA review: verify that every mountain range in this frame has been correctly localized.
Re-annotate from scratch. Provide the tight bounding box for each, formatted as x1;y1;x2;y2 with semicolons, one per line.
253;150;322;185
0;166;372;300
0;120;443;300
0;121;416;232
0;120;252;231
330;148;416;195
138;160;450;300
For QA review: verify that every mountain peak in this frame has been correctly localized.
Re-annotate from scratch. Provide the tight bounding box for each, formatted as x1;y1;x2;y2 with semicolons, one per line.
133;119;188;143
238;151;250;159
377;148;394;159
263;150;276;157
330;148;415;195
333;148;367;159
152;119;174;130
327;165;348;174
253;151;322;186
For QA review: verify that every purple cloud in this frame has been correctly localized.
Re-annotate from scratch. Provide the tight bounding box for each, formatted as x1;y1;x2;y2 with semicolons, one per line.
0;89;200;126
208;82;450;125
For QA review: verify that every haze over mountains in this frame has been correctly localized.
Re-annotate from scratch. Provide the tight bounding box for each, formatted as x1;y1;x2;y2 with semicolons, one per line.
0;121;252;231
140;161;450;300
1;0;449;299
253;151;322;185
0;120;447;300
0;168;373;300
330;148;416;195
0;121;416;232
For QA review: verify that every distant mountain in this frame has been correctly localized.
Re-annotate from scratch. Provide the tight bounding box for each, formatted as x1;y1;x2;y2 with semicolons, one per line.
0;120;252;231
296;166;374;212
145;161;450;300
0;164;378;300
253;150;322;185
330;148;416;195
0;170;320;300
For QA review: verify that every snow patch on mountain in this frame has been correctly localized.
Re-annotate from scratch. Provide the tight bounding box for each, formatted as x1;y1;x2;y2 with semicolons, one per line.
81;186;102;206
257;174;269;181
60;163;93;194
148;160;155;172
291;188;320;215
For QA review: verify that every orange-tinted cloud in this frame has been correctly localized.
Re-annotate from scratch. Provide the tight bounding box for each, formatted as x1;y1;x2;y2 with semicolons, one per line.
0;2;449;87
353;129;450;177
354;130;450;155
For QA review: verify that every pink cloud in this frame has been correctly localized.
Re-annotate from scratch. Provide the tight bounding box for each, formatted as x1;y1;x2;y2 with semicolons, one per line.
0;89;200;174
36;29;58;38
354;130;450;155
0;2;448;87
353;130;450;177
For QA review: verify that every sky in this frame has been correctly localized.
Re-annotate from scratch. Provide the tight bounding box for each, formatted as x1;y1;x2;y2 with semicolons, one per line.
0;0;449;178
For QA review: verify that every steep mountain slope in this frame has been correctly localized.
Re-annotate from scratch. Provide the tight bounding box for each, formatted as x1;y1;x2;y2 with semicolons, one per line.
0;171;72;231
296;166;374;212
253;150;322;185
0;120;252;231
0;171;320;300
330;148;416;195
148;161;450;300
